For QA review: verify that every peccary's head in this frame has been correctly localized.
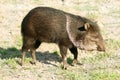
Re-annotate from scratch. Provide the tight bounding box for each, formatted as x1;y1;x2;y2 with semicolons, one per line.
76;22;105;51
66;16;105;51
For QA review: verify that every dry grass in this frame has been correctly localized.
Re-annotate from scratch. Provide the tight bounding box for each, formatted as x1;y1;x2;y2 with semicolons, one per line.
0;0;120;80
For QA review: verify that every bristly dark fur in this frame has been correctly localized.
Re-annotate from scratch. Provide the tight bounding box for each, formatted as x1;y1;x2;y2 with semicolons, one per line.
21;7;105;68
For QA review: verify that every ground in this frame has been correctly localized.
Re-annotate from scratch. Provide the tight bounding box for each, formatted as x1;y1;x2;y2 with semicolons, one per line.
0;0;120;80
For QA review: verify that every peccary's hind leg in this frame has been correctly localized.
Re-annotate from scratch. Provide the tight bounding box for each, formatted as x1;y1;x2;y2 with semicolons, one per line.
21;46;28;66
30;40;41;65
30;49;36;65
21;37;38;66
59;45;68;69
69;46;78;65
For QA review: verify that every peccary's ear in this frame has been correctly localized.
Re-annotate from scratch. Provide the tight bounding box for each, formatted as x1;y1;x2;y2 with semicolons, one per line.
78;23;90;31
84;23;90;30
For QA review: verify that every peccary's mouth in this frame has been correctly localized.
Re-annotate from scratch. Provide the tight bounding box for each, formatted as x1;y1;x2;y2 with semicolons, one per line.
76;41;98;51
78;47;97;51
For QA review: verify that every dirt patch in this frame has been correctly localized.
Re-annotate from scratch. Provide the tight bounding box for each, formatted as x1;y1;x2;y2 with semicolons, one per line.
0;0;120;80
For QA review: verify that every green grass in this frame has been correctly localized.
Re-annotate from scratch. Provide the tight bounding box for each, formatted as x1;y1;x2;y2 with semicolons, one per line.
86;12;99;20
0;47;21;59
24;57;33;64
0;47;21;69
107;39;120;50
67;57;73;65
58;70;83;80
89;70;120;80
57;37;120;80
56;67;120;80
74;4;98;11
0;0;120;80
1;58;18;69
81;52;111;63
53;51;60;56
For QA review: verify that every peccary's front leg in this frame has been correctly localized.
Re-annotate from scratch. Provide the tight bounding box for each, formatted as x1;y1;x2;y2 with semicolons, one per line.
59;45;68;69
69;46;78;65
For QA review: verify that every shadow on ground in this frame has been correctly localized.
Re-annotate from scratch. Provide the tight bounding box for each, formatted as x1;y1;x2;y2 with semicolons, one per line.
0;47;61;67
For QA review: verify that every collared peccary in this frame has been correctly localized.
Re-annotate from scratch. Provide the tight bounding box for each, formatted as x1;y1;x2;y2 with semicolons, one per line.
21;7;105;69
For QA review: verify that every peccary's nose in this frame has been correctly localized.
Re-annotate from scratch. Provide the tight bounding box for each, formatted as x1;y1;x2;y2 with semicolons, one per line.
97;43;106;52
97;46;105;52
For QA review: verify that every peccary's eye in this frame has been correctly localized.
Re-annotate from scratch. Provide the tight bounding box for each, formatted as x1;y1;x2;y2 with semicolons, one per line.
78;26;86;31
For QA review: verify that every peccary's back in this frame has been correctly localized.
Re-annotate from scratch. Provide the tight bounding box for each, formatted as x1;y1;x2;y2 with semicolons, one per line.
21;7;72;46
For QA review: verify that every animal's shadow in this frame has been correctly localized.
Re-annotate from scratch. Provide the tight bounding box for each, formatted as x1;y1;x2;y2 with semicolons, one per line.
35;51;61;67
0;47;61;67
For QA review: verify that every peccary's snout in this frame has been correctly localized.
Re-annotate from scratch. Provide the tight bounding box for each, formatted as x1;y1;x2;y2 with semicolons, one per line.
97;40;106;52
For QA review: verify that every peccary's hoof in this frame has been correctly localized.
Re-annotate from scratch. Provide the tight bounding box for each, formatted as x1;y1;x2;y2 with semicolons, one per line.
61;62;68;70
21;63;23;66
61;65;67;70
72;60;83;66
21;61;24;66
30;61;36;65
71;60;78;66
